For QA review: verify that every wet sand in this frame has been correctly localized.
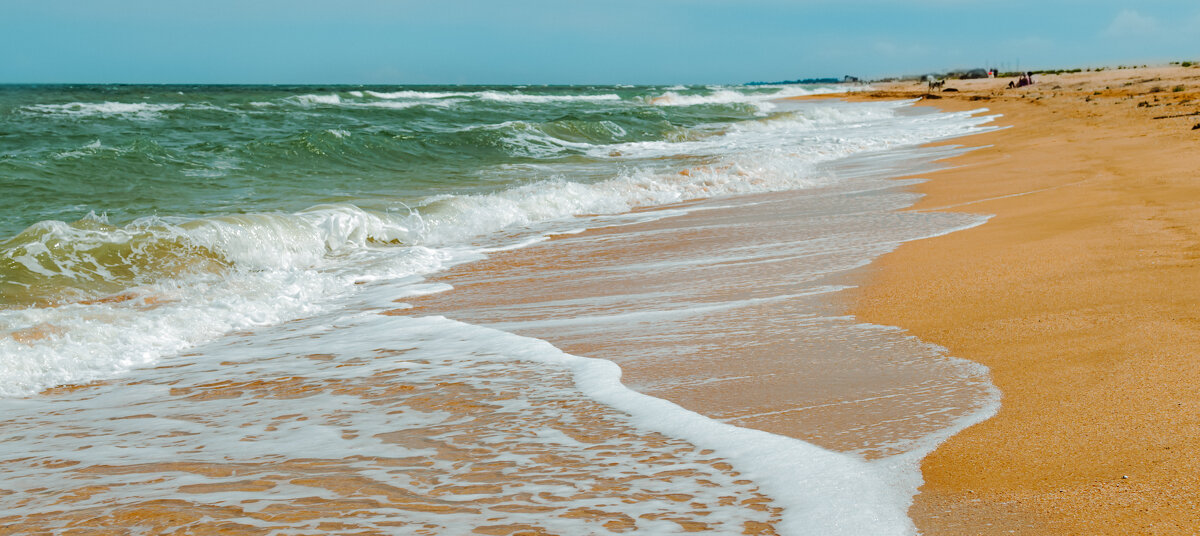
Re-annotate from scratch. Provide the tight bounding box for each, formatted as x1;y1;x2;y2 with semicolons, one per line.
403;184;995;461
1;320;784;535
847;66;1200;534
10;67;1197;534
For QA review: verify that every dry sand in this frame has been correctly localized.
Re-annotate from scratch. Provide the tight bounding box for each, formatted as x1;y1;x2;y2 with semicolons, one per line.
845;66;1200;534
405;65;1200;534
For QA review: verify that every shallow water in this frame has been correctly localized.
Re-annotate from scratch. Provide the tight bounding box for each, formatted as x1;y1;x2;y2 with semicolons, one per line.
0;311;787;534
1;85;1000;534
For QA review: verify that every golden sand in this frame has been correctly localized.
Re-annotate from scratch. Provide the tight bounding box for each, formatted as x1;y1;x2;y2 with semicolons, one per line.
13;68;1196;535
846;65;1200;534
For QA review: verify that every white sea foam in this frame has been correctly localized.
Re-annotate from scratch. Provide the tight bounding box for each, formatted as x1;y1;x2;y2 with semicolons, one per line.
364;90;622;103
476;91;621;103
467;97;990;164
52;139;105;159
0;99;998;403
520;325;912;535
598;100;995;161
473;120;599;158
0;296;924;534
21;102;185;119
0;205;451;397
646;85;843;113
293;93;342;105
349;100;452;110
649;89;772;107
366;105;996;246
0;310;783;533
290;90;621;107
0;95;1005;534
363;89;466;99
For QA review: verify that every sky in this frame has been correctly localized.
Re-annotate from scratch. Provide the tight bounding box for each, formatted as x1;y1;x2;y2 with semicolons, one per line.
2;0;1198;85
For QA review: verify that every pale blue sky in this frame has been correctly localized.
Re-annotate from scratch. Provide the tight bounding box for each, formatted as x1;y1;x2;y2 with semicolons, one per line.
2;0;1198;84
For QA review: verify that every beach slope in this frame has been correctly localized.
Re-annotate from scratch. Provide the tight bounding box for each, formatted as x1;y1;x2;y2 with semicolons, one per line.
850;66;1200;534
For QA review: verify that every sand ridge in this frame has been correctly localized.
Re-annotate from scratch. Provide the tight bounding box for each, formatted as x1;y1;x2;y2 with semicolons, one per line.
843;66;1200;534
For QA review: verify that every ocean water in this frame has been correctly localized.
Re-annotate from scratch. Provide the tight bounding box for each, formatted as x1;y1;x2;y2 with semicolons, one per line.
0;84;1000;534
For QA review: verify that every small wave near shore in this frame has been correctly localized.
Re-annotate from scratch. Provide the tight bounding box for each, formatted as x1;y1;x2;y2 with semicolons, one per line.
1;84;999;534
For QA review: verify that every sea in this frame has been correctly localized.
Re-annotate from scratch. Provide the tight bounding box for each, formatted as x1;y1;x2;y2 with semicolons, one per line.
0;84;1001;535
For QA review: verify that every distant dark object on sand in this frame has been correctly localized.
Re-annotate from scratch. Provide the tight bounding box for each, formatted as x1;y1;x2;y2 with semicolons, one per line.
914;68;993;83
745;75;863;86
745;77;840;86
957;69;990;79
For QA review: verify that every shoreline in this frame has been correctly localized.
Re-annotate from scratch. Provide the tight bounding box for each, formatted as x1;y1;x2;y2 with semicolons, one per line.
394;99;1007;533
9;72;1197;533
0;83;1007;534
845;66;1200;533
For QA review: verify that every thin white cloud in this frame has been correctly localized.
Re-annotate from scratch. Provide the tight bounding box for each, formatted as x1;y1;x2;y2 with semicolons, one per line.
1105;9;1158;37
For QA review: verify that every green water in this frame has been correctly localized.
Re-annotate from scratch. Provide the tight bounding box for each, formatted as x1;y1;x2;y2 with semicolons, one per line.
0;84;779;237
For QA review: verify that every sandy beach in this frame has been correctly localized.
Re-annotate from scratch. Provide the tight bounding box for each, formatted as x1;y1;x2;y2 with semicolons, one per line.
395;67;1200;534
9;2;1200;532
847;65;1200;534
1;84;999;534
405;66;1200;533
4;70;1196;534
